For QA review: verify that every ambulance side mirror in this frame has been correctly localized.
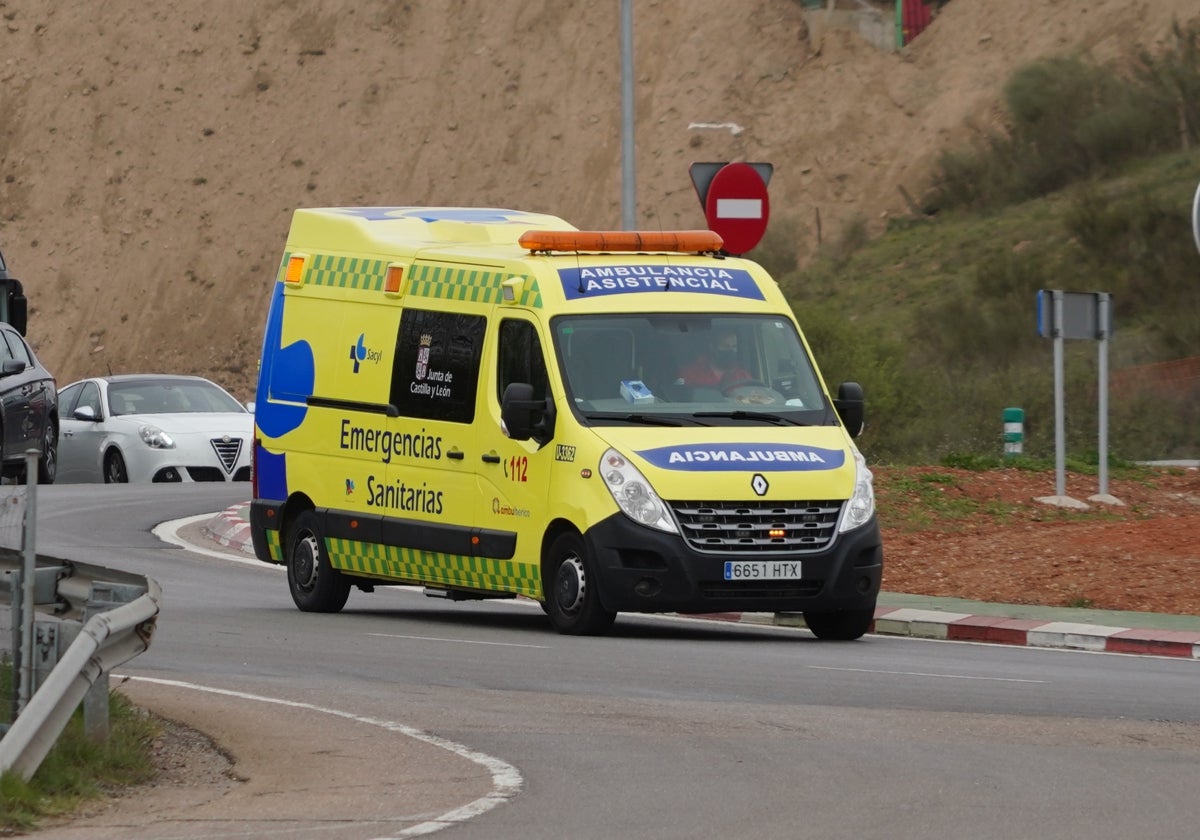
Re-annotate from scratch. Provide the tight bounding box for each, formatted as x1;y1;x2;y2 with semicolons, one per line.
501;382;555;445
833;381;865;438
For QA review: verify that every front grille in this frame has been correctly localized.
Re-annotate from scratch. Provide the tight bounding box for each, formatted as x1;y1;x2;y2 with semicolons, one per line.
211;438;243;473
670;499;843;554
186;467;227;482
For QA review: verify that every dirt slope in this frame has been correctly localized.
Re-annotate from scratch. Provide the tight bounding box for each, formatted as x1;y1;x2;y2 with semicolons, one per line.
1;0;1198;400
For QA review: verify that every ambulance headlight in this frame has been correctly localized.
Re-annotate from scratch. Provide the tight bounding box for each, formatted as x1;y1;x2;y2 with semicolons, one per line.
600;448;677;533
837;446;875;533
139;424;176;449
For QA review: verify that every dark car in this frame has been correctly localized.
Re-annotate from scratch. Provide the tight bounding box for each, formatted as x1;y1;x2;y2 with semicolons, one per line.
0;322;58;484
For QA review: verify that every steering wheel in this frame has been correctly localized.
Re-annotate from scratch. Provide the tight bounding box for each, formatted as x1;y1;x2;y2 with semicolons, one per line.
723;380;785;405
722;379;768;392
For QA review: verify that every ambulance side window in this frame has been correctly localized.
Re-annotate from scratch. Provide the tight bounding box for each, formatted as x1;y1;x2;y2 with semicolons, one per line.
390;308;485;423
497;319;549;402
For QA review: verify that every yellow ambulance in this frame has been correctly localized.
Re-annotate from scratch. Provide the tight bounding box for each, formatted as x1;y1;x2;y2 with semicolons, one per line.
250;207;882;638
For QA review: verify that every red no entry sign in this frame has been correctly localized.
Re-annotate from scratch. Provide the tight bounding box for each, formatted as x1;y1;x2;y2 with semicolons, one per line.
694;162;771;255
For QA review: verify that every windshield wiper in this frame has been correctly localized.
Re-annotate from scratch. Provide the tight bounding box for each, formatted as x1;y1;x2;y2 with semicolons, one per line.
583;413;688;427
693;410;808;426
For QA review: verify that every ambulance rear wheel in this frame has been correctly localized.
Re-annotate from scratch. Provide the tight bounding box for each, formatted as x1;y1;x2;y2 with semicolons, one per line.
544;532;616;636
287;510;350;613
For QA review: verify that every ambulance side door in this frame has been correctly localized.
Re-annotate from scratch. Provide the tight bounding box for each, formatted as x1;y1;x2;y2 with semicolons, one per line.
476;315;556;587
384;306;486;579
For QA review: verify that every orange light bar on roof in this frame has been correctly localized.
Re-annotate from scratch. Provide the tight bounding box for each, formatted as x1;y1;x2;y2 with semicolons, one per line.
284;254;308;284
519;230;724;254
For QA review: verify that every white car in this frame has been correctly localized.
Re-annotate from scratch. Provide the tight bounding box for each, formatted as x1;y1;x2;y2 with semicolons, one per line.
56;374;252;483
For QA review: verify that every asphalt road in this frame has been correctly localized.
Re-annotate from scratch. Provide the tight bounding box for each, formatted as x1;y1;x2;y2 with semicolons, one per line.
27;484;1200;840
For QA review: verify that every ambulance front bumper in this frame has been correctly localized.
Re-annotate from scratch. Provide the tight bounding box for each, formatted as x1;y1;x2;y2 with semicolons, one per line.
582;512;882;615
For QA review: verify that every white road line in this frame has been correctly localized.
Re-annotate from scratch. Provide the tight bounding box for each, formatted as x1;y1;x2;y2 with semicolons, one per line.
367;632;551;649
118;675;522;838
808;665;1046;683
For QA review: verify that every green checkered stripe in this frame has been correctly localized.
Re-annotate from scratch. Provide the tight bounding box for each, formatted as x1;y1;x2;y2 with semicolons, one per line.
327;537;543;598
265;529;283;562
288;251;390;291
408;263;542;308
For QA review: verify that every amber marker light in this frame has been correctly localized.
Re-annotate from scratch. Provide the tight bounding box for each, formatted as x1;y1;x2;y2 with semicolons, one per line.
284;254;308;284
384;264;406;295
518;230;723;253
501;276;525;303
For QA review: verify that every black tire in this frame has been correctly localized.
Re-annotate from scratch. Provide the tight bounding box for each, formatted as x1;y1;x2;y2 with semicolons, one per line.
543;531;616;636
802;607;875;641
104;449;128;483
37;419;58;485
286;510;350;613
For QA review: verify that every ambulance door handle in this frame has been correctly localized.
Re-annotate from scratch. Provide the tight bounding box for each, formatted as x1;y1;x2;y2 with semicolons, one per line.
481;452;501;464
446;448;465;460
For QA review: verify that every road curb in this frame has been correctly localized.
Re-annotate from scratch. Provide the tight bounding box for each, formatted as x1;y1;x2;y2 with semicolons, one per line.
201;507;1200;658
698;607;1200;658
202;504;255;555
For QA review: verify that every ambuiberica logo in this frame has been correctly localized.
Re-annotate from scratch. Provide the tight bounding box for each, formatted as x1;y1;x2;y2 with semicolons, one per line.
349;334;383;373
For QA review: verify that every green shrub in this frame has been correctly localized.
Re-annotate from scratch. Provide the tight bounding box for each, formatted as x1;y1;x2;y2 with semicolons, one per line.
929;26;1200;213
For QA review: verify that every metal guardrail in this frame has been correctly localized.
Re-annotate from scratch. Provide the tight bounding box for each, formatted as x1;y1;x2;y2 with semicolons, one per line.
1;554;160;780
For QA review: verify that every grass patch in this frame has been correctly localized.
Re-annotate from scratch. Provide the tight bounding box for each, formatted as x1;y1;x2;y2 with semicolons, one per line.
1;660;159;831
872;461;1156;534
874;469;1011;531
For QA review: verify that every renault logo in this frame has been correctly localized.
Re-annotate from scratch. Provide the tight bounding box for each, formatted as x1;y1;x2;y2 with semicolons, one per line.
751;474;769;496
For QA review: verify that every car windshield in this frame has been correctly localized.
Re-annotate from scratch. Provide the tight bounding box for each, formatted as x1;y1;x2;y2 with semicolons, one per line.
108;379;245;416
552;314;830;426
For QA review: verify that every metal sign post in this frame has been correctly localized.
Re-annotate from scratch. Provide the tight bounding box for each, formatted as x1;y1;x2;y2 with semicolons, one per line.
1035;290;1120;508
18;451;38;715
620;0;636;230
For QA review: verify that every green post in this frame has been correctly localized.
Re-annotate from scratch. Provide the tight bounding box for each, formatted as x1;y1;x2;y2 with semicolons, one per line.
1003;407;1024;457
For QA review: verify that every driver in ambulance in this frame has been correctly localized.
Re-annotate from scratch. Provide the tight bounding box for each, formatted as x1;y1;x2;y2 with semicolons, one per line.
677;329;753;386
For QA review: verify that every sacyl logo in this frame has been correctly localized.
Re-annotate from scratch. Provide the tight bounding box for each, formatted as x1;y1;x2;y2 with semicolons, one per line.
349;334;382;373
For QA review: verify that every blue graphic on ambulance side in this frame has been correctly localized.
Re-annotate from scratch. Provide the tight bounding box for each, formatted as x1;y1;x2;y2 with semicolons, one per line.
558;265;764;301
256;283;315;439
635;442;845;471
254;282;316;500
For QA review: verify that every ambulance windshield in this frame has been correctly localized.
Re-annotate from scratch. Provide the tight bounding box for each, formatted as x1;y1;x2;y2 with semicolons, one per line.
554;314;829;425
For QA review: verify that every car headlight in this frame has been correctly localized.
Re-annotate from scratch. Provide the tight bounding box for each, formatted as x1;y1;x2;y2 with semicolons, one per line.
138;424;176;449
600;448;677;533
837;445;875;533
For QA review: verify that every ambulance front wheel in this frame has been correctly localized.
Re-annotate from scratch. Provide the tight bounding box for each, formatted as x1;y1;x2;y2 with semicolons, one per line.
287;510;351;613
544;532;616;636
802;606;874;641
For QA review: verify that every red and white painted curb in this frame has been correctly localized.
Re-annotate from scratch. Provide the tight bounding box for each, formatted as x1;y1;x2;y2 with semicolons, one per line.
202;504;255;555
708;607;1200;659
201;507;1200;658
